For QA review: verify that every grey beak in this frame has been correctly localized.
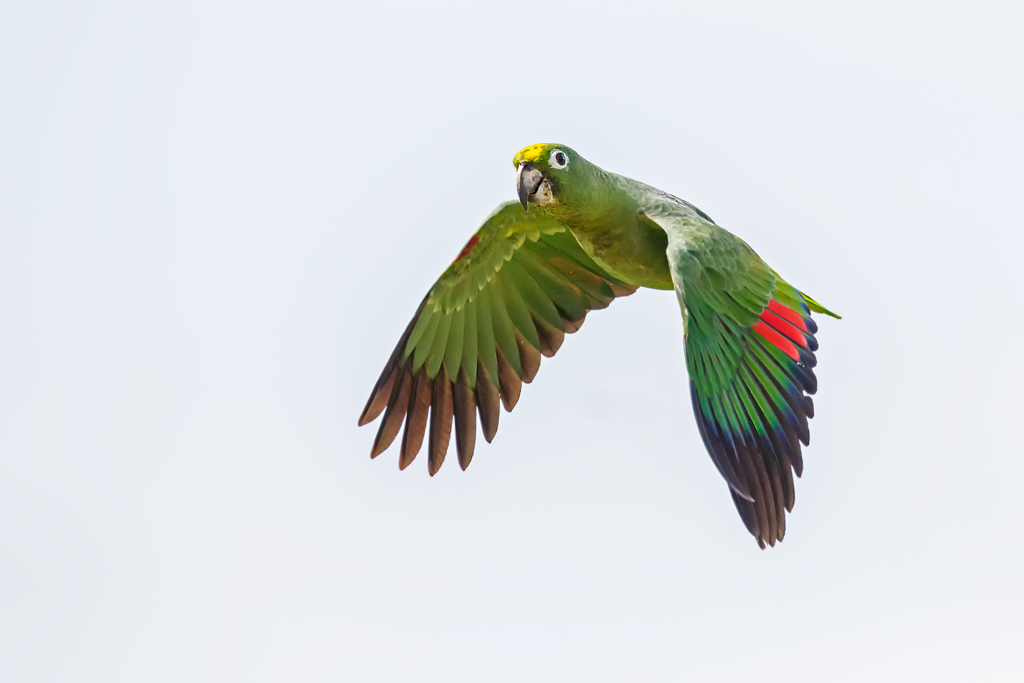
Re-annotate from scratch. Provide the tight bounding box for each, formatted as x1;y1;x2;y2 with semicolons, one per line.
516;162;543;211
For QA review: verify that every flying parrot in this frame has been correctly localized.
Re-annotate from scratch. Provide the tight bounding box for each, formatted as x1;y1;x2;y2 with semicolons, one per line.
359;144;840;548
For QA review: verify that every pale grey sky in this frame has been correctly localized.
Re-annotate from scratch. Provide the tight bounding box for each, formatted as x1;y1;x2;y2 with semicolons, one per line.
2;1;1022;681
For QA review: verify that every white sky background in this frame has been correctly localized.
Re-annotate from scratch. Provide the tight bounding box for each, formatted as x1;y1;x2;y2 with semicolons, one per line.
2;1;1022;680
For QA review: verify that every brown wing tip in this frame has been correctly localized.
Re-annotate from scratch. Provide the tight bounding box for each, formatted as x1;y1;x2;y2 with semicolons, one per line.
608;282;639;298
496;351;522;411
427;372;453;476
453;370;477;471
358;377;393;426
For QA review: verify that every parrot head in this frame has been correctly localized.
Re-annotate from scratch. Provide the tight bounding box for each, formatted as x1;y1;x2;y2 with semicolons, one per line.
513;143;595;215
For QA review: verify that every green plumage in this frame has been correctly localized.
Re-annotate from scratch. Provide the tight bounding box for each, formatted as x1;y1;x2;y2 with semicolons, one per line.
359;143;840;548
359;202;637;475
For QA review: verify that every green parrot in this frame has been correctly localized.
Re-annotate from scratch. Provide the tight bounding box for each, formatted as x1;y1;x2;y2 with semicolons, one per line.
359;143;840;548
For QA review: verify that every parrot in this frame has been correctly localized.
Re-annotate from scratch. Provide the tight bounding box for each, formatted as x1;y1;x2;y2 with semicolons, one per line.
358;143;840;548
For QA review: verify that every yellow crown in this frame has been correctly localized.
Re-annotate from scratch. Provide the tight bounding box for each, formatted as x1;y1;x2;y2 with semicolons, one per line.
512;143;548;167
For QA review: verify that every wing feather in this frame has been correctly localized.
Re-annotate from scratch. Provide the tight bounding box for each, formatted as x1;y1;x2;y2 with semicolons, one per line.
652;210;835;548
428;370;453;476
400;372;431;470
360;202;636;473
475;362;501;443
453;368;477;470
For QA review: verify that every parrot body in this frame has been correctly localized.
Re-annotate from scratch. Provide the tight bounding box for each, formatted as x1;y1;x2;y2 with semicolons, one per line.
359;144;840;548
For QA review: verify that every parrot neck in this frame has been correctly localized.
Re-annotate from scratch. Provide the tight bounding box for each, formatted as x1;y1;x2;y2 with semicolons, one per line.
551;168;637;231
552;172;674;290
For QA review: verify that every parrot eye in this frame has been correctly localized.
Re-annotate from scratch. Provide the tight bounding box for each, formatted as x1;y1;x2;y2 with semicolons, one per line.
550;149;568;169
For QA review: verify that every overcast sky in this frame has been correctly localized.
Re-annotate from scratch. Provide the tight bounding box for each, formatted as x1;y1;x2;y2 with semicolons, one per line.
2;1;1023;681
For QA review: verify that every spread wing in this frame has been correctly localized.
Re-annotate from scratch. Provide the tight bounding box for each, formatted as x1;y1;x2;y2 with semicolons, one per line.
359;202;637;474
649;207;839;548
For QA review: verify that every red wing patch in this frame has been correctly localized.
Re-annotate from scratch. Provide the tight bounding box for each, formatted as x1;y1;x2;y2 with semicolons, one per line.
753;299;816;361
455;234;480;261
767;299;808;333
761;308;809;348
753;320;800;360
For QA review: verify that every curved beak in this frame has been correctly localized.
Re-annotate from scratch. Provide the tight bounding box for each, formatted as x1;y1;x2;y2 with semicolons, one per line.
516;162;544;211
